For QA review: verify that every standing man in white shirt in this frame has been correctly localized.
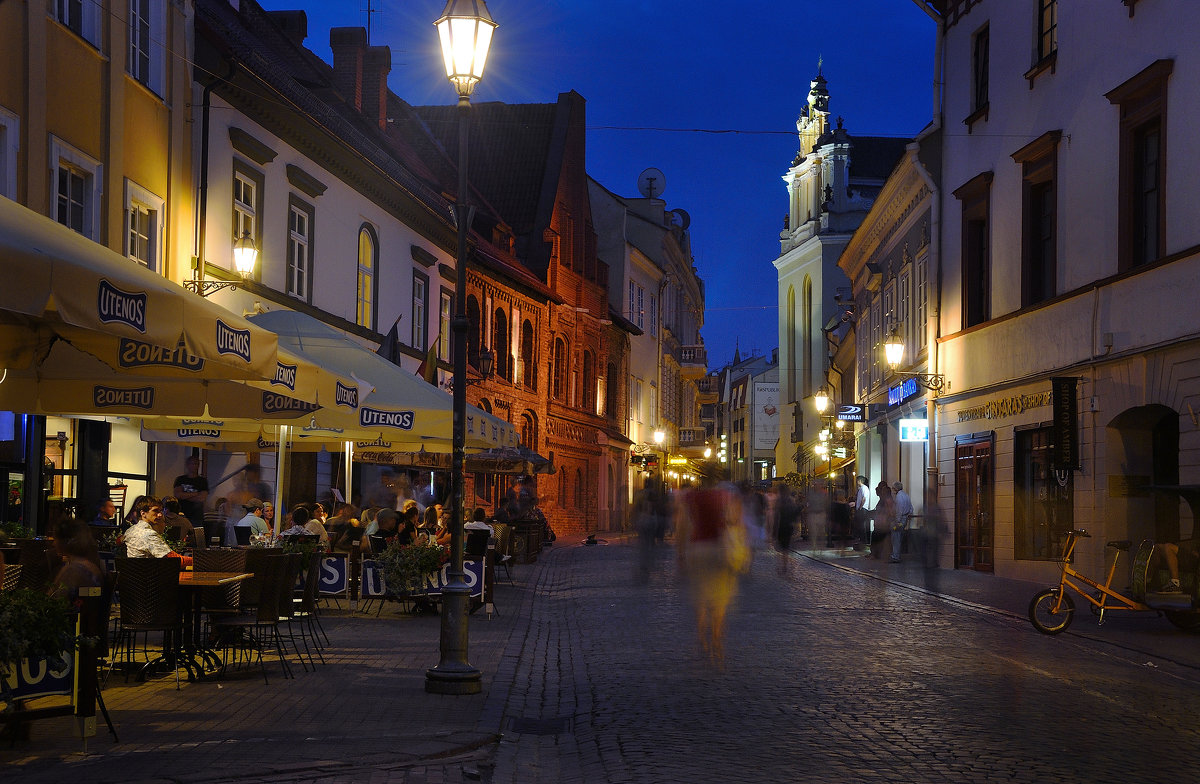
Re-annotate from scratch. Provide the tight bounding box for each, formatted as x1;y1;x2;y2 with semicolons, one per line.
852;476;870;549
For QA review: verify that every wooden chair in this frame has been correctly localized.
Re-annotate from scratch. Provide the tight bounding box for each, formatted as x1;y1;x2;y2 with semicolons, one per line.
293;550;329;658
108;484;128;522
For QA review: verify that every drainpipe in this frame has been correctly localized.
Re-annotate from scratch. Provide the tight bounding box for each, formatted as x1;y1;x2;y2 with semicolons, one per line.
912;3;945;512
195;58;236;278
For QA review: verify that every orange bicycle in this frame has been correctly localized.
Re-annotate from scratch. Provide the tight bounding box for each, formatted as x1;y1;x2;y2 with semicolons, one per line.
1028;528;1198;634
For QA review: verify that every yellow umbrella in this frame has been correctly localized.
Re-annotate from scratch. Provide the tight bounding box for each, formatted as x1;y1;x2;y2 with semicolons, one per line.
0;197;323;391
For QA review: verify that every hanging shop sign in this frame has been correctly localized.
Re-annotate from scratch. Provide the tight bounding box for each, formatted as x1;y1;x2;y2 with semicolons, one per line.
836;404;868;422
1051;377;1080;470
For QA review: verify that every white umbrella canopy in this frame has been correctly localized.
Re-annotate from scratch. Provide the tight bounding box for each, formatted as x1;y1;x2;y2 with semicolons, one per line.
247;309;518;450
0;197;330;399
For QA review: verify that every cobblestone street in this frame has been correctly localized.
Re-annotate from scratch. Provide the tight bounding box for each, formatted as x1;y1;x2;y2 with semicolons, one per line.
6;536;1200;783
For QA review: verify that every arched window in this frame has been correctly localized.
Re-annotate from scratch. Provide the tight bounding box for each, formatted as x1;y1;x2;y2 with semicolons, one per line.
521;320;536;391
575;468;584;509
557;467;568;509
786;284;796;402
803;276;814;398
356;225;377;329
520;411;537;450
552;338;567;400
493;307;510;381
466;295;481;368
605;362;618;419
582;350;595;413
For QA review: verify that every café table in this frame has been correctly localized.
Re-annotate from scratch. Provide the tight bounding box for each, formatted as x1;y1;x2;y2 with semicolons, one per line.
178;570;253;679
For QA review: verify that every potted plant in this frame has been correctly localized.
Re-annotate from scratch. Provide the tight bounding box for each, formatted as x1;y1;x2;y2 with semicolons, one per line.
374;541;447;595
0;590;74;686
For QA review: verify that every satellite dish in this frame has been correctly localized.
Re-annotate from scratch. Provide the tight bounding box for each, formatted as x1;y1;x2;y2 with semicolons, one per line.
670;208;691;230
637;167;666;200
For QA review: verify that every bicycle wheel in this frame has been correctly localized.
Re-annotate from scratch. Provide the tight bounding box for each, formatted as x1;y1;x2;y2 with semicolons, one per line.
1029;588;1075;635
1164;610;1200;632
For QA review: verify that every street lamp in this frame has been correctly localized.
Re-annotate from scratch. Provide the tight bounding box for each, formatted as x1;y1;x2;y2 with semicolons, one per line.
426;0;496;696
184;230;258;296
883;327;945;393
653;427;666;485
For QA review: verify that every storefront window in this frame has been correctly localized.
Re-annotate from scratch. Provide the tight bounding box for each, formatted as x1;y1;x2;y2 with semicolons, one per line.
0;412;28;525
1015;426;1073;559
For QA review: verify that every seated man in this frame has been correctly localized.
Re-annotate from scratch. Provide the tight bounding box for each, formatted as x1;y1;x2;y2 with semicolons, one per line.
1157;540;1199;593
124;496;193;567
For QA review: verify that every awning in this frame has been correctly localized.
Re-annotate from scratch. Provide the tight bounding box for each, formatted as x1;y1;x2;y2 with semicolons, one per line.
248;309;517;450
0;197;333;415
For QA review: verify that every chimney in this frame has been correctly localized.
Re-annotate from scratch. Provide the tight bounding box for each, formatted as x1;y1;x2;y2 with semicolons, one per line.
266;11;307;46
362;46;392;131
330;27;367;112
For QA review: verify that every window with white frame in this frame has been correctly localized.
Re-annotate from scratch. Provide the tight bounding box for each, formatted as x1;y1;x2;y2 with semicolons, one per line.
628;280;635;321
649;293;657;337
916;253;928;352
232;166;258;250
356;225;376;329
883;280;897;373
439;290;451;361
0;106;17;200
127;0;165;95
286;198;313;299
411;271;428;350
636;284;645;329
897;268;911;360
50;137;102;240
857;311;869;394
54;0;101;46
649;382;658;428
633;378;642;423
870;295;882;388
125;180;164;271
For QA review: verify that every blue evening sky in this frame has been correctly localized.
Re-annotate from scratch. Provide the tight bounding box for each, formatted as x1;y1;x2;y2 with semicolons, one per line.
257;0;936;369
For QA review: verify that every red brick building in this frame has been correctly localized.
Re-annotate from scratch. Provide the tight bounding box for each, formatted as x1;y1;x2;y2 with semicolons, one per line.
413;93;635;535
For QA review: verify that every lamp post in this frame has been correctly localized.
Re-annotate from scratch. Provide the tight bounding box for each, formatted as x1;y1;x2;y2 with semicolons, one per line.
426;0;496;696
184;230;258;296
653;427;666;487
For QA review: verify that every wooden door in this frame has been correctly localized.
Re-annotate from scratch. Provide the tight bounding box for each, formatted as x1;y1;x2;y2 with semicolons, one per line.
955;437;994;572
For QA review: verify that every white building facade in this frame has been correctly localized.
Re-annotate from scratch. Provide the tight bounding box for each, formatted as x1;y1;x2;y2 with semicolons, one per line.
920;0;1200;581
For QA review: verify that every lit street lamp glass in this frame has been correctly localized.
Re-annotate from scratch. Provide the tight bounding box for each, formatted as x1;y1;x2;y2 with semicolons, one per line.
884;327;905;369
814;386;830;413
436;0;497;98
232;230;258;277
653;429;665;446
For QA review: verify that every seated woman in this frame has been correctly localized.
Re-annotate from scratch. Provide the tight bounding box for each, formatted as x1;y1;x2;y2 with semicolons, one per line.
396;506;420;546
48;517;105;603
124;496;193;567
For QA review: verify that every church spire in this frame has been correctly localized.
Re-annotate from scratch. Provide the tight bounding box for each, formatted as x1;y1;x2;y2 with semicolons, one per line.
797;63;831;157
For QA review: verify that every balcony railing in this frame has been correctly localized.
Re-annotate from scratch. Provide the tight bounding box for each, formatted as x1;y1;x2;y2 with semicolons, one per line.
680;345;707;366
677;427;707;447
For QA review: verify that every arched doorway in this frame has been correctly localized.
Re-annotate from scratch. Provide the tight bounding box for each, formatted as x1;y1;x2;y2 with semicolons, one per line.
1106;405;1181;543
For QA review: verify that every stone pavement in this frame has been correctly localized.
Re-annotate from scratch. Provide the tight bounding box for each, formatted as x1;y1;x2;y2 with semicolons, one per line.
5;534;1200;782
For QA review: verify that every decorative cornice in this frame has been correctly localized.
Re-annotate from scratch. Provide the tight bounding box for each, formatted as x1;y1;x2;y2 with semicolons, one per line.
286;164;327;198
228;127;277;165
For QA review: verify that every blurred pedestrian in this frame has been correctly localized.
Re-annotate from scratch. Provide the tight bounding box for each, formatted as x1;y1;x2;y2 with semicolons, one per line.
676;477;746;666
172;454;209;528
775;486;799;575
874;481;897;561
893;481;914;562
633;477;666;581
852;475;870;548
